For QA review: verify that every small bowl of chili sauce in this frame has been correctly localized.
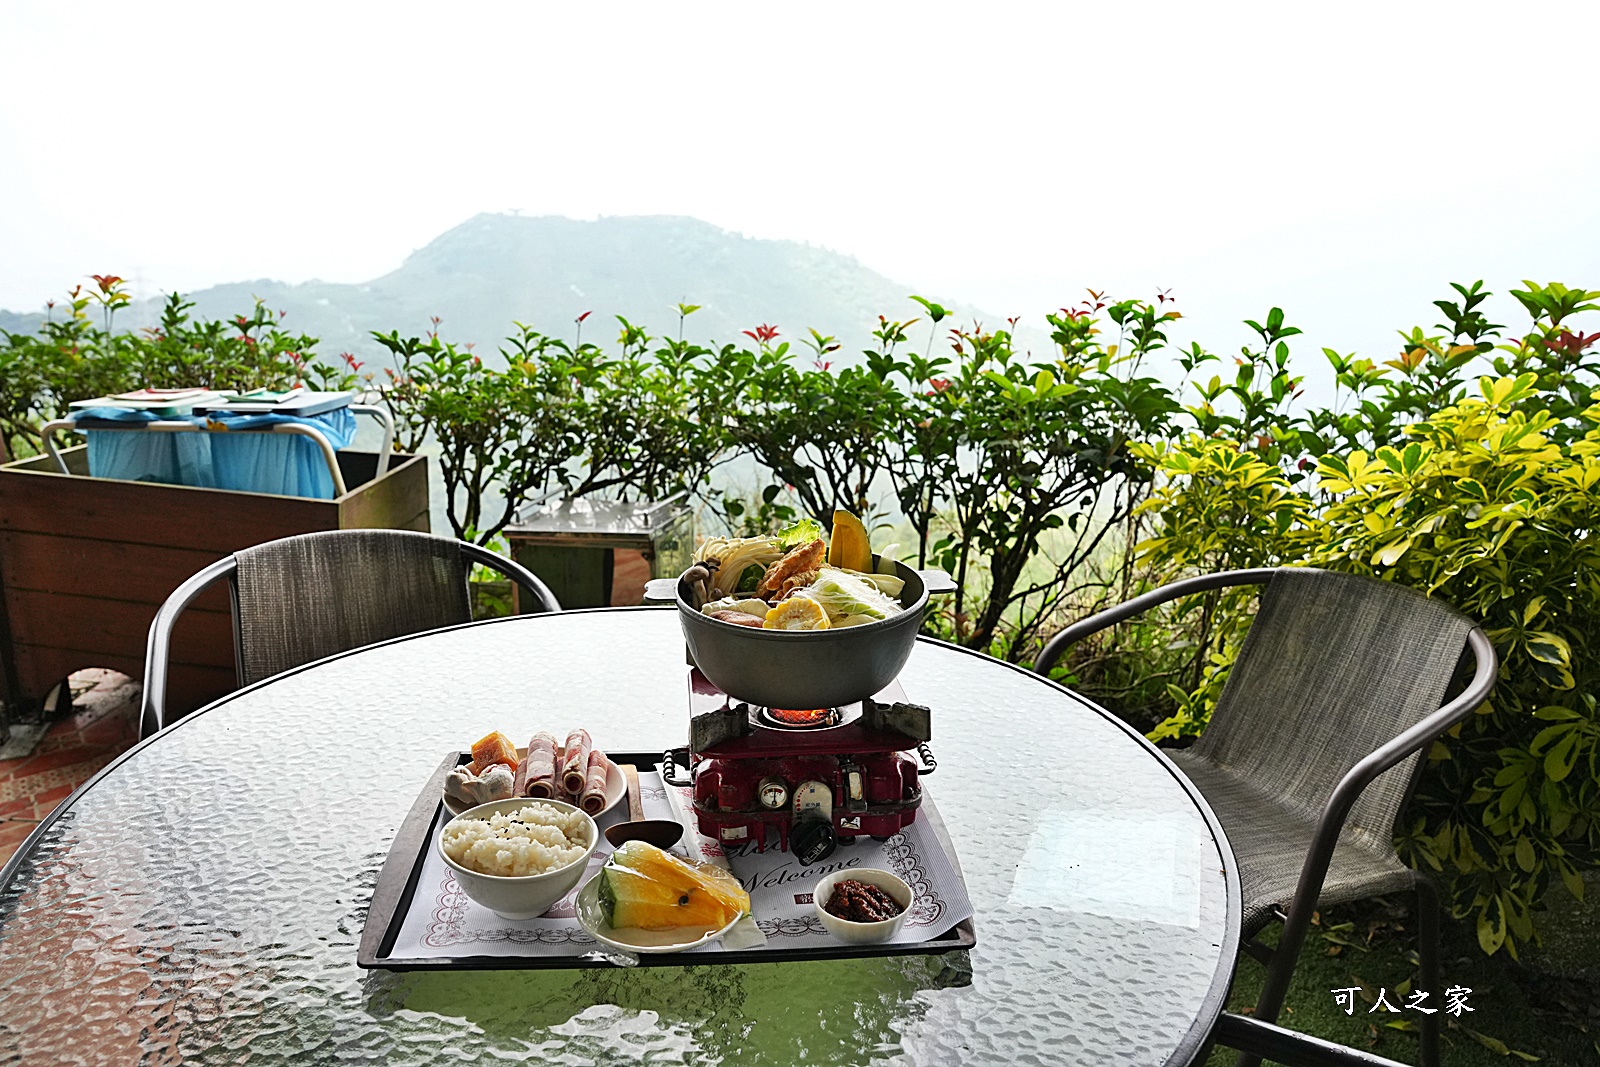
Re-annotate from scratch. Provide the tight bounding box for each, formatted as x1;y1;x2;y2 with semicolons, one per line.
813;869;913;944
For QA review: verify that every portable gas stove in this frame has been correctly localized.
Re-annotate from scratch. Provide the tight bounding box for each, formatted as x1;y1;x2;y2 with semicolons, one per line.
663;669;935;865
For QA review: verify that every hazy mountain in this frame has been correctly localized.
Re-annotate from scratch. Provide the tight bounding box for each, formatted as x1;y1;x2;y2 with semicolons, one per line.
0;309;42;336
2;215;1031;365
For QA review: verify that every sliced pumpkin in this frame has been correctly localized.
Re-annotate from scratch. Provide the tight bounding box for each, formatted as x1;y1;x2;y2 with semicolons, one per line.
828;509;873;573
763;596;831;630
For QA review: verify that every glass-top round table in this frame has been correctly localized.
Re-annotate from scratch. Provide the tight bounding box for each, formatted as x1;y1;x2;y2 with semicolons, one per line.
0;609;1238;1066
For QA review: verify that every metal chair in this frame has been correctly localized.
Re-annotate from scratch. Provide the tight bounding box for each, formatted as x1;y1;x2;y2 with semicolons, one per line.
1034;567;1497;1067
140;529;561;737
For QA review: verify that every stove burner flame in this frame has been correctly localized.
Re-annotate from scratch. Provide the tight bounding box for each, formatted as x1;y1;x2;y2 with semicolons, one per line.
771;707;829;724
759;706;842;730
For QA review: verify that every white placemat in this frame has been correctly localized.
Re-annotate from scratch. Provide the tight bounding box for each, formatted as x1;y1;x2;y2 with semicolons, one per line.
387;769;973;961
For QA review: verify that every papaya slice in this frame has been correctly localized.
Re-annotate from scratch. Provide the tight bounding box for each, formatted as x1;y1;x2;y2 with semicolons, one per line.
828;509;873;573
600;841;750;930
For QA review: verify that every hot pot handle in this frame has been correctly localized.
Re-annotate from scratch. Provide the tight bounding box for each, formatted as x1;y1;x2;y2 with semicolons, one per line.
916;742;937;776
662;747;694;787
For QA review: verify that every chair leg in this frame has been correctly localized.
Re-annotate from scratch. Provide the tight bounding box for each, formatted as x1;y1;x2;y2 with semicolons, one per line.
1416;876;1441;1067
1240;937;1276;966
1233;882;1442;1067
1235;904;1317;1067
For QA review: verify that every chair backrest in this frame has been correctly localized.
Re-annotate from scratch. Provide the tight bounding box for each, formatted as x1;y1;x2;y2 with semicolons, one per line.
142;529;560;737
1192;568;1476;853
233;529;480;686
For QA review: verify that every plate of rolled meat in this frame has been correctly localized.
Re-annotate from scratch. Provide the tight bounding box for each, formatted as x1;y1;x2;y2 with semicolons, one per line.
444;729;625;818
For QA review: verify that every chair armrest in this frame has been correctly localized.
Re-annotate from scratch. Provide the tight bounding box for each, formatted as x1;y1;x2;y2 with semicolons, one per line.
1032;568;1278;675
140;556;238;739
460;541;562;613
40;419;75;474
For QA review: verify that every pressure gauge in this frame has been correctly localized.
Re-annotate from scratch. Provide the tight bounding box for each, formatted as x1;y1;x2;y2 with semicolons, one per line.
757;775;788;810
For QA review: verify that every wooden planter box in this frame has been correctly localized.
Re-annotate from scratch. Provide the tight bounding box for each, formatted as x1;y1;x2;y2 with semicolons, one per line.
0;446;429;719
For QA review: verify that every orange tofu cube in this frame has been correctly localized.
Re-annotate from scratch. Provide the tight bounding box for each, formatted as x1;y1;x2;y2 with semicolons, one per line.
470;731;520;771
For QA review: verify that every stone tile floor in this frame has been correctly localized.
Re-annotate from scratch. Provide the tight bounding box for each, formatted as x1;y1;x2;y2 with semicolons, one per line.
0;670;140;866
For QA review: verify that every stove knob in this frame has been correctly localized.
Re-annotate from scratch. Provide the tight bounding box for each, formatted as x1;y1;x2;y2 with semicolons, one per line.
791;817;837;865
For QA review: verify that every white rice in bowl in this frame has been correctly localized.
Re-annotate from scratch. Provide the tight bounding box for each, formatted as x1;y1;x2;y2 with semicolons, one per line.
441;802;592;877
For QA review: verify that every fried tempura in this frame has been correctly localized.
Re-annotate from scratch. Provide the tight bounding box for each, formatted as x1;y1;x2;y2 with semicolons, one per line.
755;539;826;599
774;570;819;601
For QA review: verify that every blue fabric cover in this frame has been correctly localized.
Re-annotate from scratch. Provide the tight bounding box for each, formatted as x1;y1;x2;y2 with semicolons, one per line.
77;407;357;499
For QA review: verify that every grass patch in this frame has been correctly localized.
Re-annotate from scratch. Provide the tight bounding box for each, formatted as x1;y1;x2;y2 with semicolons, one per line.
1204;899;1600;1065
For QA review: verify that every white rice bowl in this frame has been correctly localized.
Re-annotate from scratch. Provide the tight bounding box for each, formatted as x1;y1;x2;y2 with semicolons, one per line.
441;801;592;877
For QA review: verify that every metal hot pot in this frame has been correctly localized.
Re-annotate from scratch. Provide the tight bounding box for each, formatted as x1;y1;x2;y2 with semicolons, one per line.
674;558;930;710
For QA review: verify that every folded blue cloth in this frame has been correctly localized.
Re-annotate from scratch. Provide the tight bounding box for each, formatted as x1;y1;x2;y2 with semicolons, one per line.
75;407;358;499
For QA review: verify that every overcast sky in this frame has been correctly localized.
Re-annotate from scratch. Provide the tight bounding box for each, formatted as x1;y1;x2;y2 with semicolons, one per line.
4;1;1598;376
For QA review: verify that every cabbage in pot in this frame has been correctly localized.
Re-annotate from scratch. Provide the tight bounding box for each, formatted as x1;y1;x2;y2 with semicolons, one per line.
701;597;770;618
796;570;904;623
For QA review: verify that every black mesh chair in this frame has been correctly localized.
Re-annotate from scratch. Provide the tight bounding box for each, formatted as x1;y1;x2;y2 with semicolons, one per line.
1034;568;1496;1067
140;529;561;738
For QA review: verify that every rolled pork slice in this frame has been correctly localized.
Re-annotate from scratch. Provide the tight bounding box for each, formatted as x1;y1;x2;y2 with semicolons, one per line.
559;729;592;797
524;730;559;799
580;749;611;815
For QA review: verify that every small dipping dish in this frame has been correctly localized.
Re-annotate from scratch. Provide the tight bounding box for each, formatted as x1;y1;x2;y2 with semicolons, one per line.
813;868;913;944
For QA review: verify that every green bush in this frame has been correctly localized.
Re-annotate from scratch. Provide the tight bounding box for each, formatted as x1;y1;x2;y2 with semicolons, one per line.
366;299;1182;660
1136;283;1600;957
888;300;1178;657
374;309;731;543
1307;383;1600;957
374;325;581;542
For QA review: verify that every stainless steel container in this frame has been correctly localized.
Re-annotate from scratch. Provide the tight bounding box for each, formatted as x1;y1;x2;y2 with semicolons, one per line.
507;494;694;610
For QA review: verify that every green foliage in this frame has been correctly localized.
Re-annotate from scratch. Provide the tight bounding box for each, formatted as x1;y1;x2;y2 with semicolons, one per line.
375;311;733;543
1302;385;1600;959
1140;282;1600;958
710;483;800;539
713;323;905;528
0;338;48;462
902;301;1179;657
561;312;729;502
1133;438;1306;739
378;291;1186;663
374;326;575;544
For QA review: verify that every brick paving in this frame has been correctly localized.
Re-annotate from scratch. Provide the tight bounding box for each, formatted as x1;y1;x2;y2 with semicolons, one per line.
0;669;140;867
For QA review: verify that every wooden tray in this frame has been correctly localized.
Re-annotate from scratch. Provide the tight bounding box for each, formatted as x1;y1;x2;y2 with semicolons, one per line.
358;751;976;970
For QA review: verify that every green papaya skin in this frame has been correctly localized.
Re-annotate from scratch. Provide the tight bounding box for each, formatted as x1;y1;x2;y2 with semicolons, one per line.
598;865;617;927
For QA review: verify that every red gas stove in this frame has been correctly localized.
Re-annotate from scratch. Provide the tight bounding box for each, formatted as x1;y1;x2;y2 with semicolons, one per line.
663;669;935;865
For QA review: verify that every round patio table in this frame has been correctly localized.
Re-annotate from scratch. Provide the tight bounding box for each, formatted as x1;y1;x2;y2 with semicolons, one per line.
0;609;1238;1066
